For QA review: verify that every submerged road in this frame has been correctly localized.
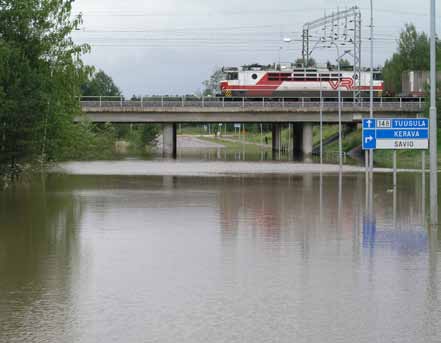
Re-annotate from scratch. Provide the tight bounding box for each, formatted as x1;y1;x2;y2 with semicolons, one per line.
53;160;429;176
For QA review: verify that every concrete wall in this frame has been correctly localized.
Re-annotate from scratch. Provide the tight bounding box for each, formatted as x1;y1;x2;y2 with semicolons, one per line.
272;124;282;153
292;123;303;159
162;124;177;158
302;123;313;157
271;123;313;161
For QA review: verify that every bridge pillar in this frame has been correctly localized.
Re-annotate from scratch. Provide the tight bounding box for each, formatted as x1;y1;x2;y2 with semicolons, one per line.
292;123;303;159
272;124;282;153
291;123;313;160
302;123;313;158
162;123;177;158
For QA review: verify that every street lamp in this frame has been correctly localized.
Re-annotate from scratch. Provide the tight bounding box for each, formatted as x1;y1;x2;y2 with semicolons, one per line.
429;0;438;225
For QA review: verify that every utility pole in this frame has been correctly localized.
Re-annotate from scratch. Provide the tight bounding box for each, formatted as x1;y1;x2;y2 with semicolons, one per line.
330;41;344;168
338;48;342;169
302;7;362;102
430;0;438;225
369;0;374;174
320;76;323;166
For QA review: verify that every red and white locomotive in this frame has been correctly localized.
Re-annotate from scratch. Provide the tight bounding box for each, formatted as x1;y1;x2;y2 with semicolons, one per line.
220;64;384;98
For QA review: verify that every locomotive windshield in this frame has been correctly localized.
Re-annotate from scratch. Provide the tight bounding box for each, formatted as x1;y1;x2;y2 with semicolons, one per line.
373;72;383;81
226;72;238;80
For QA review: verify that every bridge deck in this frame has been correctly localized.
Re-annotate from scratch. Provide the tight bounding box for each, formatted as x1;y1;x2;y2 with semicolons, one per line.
78;98;423;123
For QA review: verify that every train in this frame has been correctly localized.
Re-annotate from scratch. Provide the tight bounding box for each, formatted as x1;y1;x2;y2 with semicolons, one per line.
219;64;384;98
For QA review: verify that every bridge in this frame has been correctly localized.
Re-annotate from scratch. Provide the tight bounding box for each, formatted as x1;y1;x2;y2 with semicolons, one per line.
78;96;424;158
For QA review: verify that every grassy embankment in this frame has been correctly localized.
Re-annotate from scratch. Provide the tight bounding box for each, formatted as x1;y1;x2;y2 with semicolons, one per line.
183;125;436;168
180;125;340;153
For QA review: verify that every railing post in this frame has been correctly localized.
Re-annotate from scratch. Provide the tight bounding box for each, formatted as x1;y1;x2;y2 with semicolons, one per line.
301;97;305;108
242;97;245;108
282;97;285;108
399;97;402;109
141;96;143;108
380;96;383;108
182;96;185;107
222;97;225;108
161;96;164;107
262;97;265;107
99;96;102;107
120;96;122;108
419;97;422;109
202;96;204;108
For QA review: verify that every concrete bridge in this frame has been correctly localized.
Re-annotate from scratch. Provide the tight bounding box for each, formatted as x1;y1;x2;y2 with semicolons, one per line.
78;96;424;158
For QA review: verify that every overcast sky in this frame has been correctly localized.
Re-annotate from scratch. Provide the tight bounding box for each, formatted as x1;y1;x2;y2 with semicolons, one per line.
72;0;439;96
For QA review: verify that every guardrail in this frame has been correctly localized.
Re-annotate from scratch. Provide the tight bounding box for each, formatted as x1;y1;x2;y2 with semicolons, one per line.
79;96;425;111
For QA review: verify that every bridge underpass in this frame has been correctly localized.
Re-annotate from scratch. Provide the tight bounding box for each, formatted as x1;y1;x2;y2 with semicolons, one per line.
78;97;423;158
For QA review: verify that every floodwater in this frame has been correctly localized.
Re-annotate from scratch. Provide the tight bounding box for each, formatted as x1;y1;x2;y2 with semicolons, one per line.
1;160;440;343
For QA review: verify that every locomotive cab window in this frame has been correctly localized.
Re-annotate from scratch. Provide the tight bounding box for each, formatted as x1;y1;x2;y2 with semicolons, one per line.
373;73;383;81
227;73;238;80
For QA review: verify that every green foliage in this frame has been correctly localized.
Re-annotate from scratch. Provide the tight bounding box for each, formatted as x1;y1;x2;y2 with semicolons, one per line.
140;125;160;146
81;70;122;97
54;121;117;160
0;0;89;174
383;24;441;94
203;68;225;96
295;57;317;67
339;59;351;69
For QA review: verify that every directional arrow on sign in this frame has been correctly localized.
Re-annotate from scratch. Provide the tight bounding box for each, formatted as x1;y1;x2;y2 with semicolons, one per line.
365;136;374;144
366;120;373;128
362;129;376;150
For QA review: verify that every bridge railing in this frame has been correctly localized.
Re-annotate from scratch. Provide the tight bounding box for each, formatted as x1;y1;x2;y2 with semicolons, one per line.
79;96;425;111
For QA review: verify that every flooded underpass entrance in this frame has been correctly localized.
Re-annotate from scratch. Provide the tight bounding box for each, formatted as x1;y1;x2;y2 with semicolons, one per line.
1;163;440;343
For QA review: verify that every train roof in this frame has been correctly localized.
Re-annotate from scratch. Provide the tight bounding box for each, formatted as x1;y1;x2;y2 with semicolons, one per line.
223;64;382;73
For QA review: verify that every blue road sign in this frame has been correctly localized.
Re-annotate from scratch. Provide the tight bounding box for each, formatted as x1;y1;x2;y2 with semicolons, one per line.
362;129;376;150
362;118;429;150
375;129;428;139
390;119;428;129
363;119;376;129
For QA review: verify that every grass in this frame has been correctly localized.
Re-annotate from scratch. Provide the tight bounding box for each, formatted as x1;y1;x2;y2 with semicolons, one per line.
373;150;430;169
312;125;339;146
179;125;441;169
200;136;272;155
318;128;362;153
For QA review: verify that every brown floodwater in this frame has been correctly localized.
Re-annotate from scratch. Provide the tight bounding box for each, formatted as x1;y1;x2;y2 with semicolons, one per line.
0;162;440;342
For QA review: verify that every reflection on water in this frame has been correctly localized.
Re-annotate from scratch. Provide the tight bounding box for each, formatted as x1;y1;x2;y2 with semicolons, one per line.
0;170;440;343
175;146;358;164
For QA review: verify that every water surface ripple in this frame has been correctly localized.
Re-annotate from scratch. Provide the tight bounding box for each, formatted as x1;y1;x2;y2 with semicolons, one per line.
0;166;440;343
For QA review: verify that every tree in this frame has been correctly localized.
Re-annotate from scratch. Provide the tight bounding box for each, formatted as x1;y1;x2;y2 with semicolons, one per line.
202;68;225;96
81;70;122;97
339;59;352;69
0;0;89;175
295;58;317;68
382;24;441;94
